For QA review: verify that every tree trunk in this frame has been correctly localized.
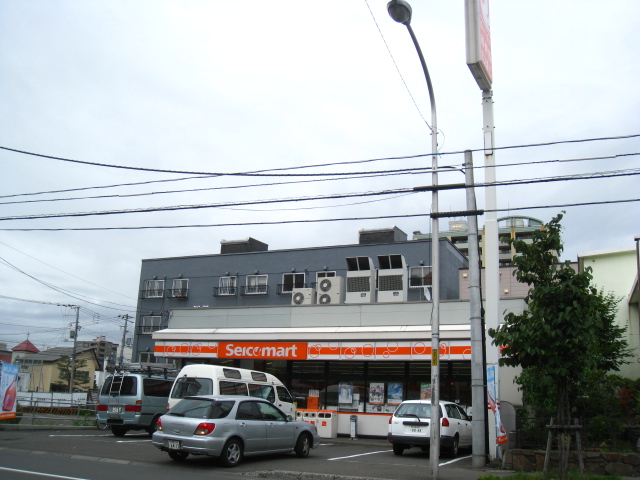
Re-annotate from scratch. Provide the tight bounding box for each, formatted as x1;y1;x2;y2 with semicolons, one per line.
557;380;570;480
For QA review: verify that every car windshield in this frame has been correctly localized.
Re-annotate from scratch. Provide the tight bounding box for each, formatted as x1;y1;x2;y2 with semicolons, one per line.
170;377;213;399
394;403;439;419
169;398;234;419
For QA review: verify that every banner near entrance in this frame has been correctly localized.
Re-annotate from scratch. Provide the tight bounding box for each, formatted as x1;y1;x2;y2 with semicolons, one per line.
0;363;19;419
156;340;472;360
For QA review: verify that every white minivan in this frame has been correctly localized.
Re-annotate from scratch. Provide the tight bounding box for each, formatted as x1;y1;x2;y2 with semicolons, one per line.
167;365;296;417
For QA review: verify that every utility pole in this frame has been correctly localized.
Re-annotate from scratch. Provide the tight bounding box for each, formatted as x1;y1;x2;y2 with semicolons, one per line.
465;150;488;467
117;314;130;369
68;306;80;394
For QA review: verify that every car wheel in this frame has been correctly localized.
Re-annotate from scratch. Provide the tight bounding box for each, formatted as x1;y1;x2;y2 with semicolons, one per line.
219;438;243;467
448;435;459;457
392;444;406;456
295;433;311;458
147;416;160;435
168;451;189;462
111;426;127;437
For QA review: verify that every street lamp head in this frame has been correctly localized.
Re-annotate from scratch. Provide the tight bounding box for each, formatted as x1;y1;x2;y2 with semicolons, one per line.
387;0;412;25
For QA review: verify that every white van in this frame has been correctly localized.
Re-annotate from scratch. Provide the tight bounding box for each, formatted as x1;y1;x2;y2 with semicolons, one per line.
167;365;296;417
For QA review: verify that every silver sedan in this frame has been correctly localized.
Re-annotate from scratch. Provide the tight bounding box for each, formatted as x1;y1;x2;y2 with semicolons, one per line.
152;395;320;467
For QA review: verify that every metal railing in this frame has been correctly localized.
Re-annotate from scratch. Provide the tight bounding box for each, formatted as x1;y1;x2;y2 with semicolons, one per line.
514;417;640;451
14;394;98;426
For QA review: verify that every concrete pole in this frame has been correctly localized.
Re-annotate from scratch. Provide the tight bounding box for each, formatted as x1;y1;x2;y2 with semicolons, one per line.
465;150;487;467
118;314;130;368
69;306;80;394
482;88;501;460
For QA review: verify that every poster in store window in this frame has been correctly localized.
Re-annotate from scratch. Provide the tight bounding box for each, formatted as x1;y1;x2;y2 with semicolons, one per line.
420;383;432;399
387;382;403;405
369;382;384;405
339;382;353;404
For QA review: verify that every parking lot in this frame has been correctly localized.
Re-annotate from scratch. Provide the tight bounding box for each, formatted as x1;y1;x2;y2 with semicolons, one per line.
0;425;509;480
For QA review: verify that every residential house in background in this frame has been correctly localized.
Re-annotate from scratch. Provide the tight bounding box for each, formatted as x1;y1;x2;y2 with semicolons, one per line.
12;343;99;392
578;245;640;379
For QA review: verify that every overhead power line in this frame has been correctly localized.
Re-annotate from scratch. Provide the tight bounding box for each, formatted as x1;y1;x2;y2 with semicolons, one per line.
2;152;637;206
0;198;637;231
0;168;638;222
0;133;637;176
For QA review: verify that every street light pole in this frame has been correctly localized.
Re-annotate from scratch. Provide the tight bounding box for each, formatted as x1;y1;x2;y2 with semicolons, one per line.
387;2;441;476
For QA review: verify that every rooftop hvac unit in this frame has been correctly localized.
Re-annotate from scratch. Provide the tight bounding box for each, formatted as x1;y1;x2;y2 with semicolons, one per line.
345;256;375;304
291;288;316;306
377;254;407;302
317;277;344;305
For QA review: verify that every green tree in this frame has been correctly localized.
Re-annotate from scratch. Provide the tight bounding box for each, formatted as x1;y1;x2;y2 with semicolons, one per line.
57;355;89;391
488;213;630;477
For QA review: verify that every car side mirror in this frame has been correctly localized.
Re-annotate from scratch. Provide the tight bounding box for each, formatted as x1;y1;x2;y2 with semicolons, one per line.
287;415;294;421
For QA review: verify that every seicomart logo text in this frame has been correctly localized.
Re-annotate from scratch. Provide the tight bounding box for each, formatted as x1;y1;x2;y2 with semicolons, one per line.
219;342;308;360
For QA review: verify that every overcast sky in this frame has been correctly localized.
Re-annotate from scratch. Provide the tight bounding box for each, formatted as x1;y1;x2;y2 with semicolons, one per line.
1;0;639;353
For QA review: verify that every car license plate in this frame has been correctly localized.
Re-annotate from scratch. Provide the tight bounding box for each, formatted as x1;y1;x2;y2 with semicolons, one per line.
407;426;423;434
168;440;180;450
109;406;122;413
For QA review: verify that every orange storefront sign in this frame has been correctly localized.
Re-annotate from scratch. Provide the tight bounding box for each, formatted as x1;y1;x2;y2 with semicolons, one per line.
219;342;308;360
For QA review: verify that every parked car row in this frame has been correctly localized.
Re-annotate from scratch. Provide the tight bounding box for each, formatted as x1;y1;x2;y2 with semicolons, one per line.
95;364;471;467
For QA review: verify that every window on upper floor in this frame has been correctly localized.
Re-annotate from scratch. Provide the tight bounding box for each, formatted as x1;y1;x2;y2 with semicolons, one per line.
143;279;165;298
140;315;162;334
245;275;268;295
171;278;189;298
139;352;160;363
215;276;237;296
409;266;432;288
281;272;305;293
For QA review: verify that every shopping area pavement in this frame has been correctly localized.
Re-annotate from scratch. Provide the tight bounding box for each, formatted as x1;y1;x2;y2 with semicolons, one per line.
2;421;514;480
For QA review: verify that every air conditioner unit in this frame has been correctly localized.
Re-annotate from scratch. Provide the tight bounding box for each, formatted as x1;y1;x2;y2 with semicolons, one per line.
345;256;375;304
317;277;344;305
291;288;316;306
377;254;407;303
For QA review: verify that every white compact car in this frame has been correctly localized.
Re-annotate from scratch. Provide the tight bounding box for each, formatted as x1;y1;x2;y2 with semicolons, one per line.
387;400;472;457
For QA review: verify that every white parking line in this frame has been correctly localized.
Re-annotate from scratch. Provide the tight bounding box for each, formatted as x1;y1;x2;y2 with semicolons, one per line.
0;466;90;480
328;450;392;461
438;454;472;466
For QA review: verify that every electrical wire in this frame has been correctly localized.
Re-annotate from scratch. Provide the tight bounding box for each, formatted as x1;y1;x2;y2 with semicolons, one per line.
0;241;134;299
0;197;636;231
0;256;137;311
1;168;637;222
0;133;637;177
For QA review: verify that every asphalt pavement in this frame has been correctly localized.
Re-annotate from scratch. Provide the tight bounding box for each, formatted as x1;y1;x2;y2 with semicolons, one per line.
1;421;514;480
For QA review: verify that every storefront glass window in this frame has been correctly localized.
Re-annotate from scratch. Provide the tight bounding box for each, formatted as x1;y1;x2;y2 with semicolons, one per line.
327;362;364;412
290;361;326;409
366;362;406;413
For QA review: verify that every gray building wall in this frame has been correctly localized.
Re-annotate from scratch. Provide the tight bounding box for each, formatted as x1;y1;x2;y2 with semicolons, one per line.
133;238;467;359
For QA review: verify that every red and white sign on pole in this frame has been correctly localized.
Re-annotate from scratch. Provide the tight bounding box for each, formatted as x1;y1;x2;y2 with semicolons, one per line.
465;0;493;90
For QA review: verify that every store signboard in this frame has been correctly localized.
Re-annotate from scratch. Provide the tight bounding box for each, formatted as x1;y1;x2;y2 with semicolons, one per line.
155;340;473;360
219;342;308;360
465;0;493;90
